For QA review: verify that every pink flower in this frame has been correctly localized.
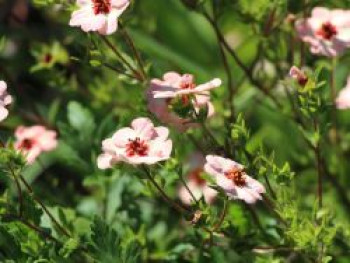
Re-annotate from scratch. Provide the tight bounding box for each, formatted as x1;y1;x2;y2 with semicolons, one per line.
147;72;221;131
97;117;172;168
295;7;350;57
204;155;265;204
336;77;350;109
0;81;12;122
289;66;308;86
15;126;58;164
69;0;130;35
178;153;217;205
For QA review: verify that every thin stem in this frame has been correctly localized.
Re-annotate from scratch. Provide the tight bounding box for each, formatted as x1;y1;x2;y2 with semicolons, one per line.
212;198;228;232
119;22;147;82
8;164;23;217
192;107;222;150
17;173;71;238
210;11;235;120
262;196;287;226
330;57;339;144
245;203;267;235
202;10;282;109
200;122;221;149
178;174;199;206
142;166;189;214
100;35;141;80
262;173;277;200
313;119;323;208
186;133;206;155
102;62;138;80
321;158;350;211
315;147;323;208
3;214;61;243
281;81;350;212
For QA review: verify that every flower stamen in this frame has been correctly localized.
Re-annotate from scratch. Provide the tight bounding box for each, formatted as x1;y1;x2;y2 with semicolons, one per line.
316;22;338;40
125;137;149;157
92;0;111;15
18;139;34;150
225;168;247;187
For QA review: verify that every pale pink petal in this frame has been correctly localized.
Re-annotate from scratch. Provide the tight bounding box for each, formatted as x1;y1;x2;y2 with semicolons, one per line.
15;126;45;140
216;173;236;193
25;146;42;164
193;78;221;93
202;185;217;204
311;7;331;19
153;90;178;99
336;77;350;109
131;117;156;140
0;81;7;93
99;10;119;35
97;153;114;169
246;176;266;194
154;127;169;141
149;139;172;159
235;187;262;204
0;107;9;122
111;0;130;9
205;155;242;174
77;0;91;6
37;131;57;151
111;127;135;147
163;72;182;83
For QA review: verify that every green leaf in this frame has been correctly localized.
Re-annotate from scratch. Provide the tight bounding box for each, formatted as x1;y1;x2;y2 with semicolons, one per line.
22;193;43;226
59;238;80;258
67;101;96;136
88;217;141;263
0;225;22;260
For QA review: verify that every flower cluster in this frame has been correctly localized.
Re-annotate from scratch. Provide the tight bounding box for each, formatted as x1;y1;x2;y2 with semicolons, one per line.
64;0;266;205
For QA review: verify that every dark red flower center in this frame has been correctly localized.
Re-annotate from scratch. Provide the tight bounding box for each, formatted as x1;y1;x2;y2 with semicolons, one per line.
316;22;338;40
180;80;196;90
225;168;247;187
19;139;34;150
189;168;206;186
297;75;308;86
92;0;111;15
179;78;196;105
43;53;52;64
125;137;149;157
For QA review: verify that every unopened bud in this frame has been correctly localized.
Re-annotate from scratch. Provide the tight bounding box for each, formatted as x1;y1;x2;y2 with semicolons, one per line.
191;210;202;225
289;66;308;86
285;14;296;25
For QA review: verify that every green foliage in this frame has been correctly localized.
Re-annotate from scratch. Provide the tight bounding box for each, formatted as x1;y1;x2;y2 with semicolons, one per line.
87;217;141;263
0;0;349;262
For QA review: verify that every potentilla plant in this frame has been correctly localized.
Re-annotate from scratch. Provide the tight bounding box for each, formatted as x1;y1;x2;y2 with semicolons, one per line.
0;0;350;262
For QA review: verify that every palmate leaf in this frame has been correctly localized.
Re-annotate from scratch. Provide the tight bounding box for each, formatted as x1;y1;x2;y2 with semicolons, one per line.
88;217;141;263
